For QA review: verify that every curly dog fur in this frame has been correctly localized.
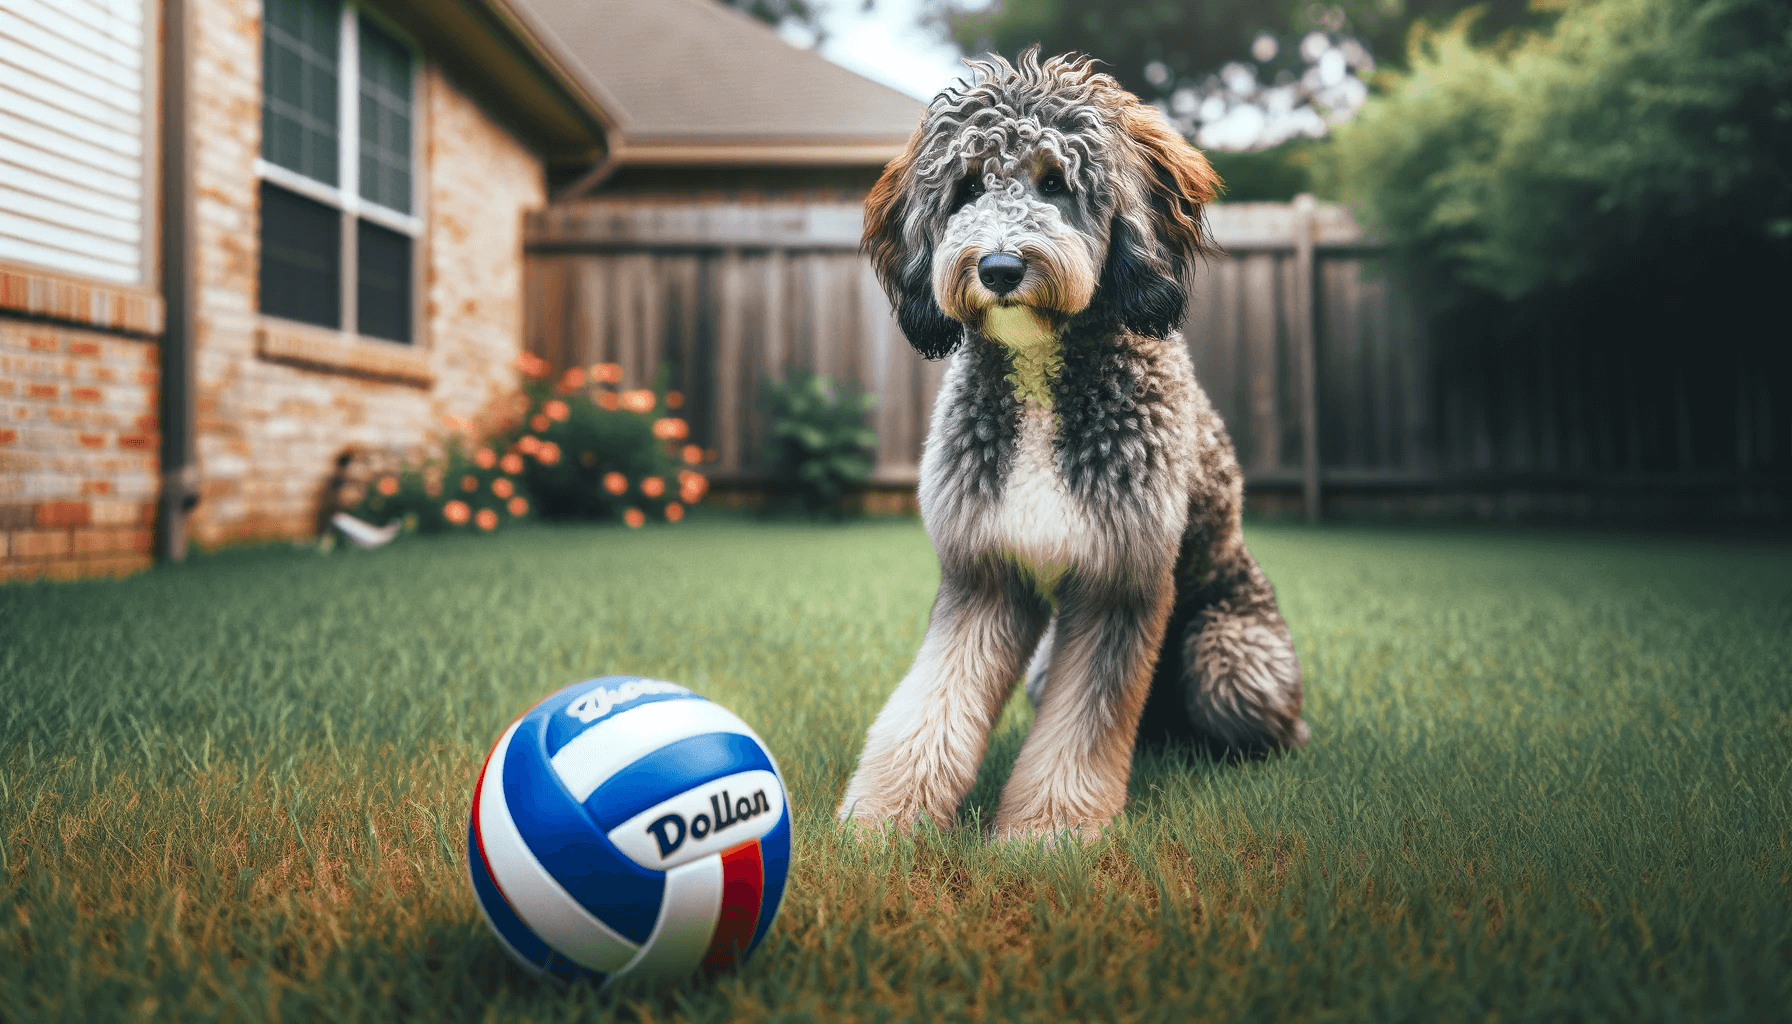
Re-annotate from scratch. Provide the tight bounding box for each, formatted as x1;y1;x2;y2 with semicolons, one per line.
838;50;1309;839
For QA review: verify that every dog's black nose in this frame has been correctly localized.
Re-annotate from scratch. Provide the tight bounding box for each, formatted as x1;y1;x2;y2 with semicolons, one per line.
977;253;1026;295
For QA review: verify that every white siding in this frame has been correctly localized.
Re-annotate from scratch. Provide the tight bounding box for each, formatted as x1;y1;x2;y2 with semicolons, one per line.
0;0;146;284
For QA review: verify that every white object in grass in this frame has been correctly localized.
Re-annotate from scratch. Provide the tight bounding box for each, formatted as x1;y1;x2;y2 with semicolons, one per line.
331;512;400;548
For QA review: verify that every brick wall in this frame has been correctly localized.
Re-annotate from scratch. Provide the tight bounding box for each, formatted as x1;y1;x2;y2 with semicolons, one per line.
0;319;159;581
183;0;544;549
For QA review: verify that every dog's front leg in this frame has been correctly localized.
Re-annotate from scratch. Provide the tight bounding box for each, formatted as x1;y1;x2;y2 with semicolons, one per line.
838;559;1049;830
993;566;1174;838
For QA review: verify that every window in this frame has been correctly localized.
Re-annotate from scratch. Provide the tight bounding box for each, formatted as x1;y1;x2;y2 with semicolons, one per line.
257;0;418;342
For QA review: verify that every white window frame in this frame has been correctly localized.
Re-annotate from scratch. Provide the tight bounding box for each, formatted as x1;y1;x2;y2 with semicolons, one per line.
254;0;424;343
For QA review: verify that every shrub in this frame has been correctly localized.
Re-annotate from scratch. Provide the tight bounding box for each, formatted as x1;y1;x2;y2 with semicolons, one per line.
336;355;710;538
762;369;878;516
343;440;532;535
492;358;706;527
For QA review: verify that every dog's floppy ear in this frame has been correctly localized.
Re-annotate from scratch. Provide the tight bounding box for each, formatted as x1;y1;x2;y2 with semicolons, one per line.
1101;102;1223;338
864;132;963;360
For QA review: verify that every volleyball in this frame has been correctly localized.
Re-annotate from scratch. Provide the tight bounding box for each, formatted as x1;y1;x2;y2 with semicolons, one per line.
467;676;790;982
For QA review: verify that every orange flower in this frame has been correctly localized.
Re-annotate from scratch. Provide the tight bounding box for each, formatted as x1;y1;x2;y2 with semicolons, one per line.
666;391;685;409
705;448;719;463
623;507;645;528
580;450;596;466
492;477;514;499
592;362;623;384
652;417;689;440
476;508;499;531
640;476;665;498
678;469;708;504
444;500;471;525
518;436;541;455
664;502;684;523
544;399;570;422
537;441;562;465
500;452;524;475
621;389;655;414
377;475;399;496
682;444;704;465
442;414;466;431
531;414;550;433
474;447;496;469
602;472;627;495
597;390;620;411
425;478;443;497
508;496;529;516
515;352;550;378
461;474;478;493
558;367;587;392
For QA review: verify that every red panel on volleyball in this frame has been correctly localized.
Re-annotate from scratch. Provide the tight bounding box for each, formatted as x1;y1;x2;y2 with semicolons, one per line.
702;840;765;972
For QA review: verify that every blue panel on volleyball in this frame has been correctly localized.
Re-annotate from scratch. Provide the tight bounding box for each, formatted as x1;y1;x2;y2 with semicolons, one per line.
582;731;777;832
541;675;706;757
505;703;667;943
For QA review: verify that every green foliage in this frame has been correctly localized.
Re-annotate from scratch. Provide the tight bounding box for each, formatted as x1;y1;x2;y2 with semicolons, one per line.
341;441;531;535
1205;139;1326;202
337;362;708;536
944;0;1544;102
763;370;879;515
2;522;1791;1020
1326;0;1792;306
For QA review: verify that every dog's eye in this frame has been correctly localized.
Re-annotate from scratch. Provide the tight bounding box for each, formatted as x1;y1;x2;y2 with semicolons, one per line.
955;176;986;208
1039;172;1066;195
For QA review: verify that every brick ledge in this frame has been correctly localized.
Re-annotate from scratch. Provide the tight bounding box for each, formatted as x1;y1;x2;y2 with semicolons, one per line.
255;319;435;387
0;261;165;336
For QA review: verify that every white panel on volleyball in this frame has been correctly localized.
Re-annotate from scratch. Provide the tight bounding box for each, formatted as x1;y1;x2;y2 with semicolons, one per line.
618;855;723;980
550;699;770;802
477;720;640;974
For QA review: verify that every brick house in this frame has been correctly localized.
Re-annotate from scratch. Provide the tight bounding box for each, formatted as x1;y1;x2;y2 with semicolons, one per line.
1;0;611;580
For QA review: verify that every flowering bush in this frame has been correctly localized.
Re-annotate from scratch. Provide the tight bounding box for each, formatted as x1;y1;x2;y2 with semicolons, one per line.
335;354;708;537
494;356;707;526
343;439;532;535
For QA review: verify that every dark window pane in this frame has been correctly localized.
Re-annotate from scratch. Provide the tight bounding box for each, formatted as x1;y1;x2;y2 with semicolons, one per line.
259;181;341;328
262;0;340;185
358;17;412;213
356;218;411;342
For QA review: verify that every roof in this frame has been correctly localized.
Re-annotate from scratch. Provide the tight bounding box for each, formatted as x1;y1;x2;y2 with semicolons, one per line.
366;0;615;167
511;0;927;170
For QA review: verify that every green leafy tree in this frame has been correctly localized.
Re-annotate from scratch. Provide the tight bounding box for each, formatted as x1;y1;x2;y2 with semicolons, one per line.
941;0;1542;103
1326;0;1792;308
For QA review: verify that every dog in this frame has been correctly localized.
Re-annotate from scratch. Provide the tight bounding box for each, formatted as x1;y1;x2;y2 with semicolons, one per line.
837;50;1310;839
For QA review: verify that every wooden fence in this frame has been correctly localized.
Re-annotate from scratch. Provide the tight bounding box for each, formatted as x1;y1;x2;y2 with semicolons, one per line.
524;199;1789;524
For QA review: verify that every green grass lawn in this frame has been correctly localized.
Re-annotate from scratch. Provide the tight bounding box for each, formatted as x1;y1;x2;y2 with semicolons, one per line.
2;517;1789;1022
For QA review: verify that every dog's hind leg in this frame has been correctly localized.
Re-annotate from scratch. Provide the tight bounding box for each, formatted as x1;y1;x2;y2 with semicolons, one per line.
994;568;1175;838
1142;526;1308;756
838;559;1050;830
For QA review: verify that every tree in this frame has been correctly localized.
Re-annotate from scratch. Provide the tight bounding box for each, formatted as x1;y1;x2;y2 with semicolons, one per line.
1327;0;1792;307
940;0;1543;106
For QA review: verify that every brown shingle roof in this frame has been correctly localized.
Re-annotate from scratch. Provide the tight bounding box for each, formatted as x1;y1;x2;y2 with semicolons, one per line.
511;0;925;165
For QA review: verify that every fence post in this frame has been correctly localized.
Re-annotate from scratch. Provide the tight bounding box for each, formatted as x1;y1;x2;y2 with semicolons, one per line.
1293;194;1322;523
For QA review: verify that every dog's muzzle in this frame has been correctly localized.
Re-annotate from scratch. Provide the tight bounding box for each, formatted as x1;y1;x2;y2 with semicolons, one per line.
977;253;1026;296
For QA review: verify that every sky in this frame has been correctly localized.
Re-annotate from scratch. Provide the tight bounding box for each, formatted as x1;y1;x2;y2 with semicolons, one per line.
779;0;974;102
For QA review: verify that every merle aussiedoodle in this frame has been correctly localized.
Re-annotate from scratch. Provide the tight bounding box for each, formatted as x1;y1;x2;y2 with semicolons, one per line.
837;50;1309;839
